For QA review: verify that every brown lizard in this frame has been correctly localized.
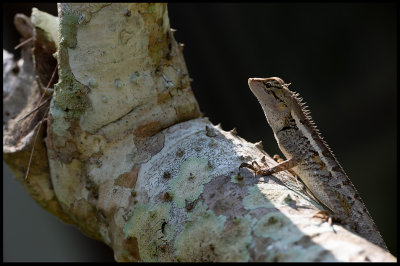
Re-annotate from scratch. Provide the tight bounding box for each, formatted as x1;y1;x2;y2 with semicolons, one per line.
240;77;387;250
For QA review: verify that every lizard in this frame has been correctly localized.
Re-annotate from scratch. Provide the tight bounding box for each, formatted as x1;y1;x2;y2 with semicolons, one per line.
239;77;387;250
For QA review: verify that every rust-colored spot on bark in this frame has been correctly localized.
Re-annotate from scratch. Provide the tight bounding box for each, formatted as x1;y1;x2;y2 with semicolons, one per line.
114;166;140;188
157;90;171;105
133;121;161;137
119;236;141;262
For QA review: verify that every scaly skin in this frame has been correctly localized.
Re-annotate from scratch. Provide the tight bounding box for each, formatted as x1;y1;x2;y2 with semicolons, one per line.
241;77;387;250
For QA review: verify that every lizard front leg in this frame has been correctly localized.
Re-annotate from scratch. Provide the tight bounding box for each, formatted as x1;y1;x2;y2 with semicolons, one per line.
239;157;299;176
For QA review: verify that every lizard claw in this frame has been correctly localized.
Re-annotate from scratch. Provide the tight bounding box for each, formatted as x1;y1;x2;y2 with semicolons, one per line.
312;210;340;234
251;161;261;169
312;210;333;225
239;162;259;177
239;162;255;171
239;160;272;177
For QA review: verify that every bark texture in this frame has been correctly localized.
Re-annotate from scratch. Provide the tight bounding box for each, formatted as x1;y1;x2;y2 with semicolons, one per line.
3;3;396;262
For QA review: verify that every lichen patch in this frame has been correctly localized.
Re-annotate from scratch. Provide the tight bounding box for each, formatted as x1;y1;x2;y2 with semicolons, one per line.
123;202;171;261
243;183;304;210
253;212;290;239
174;210;226;262
169;157;212;208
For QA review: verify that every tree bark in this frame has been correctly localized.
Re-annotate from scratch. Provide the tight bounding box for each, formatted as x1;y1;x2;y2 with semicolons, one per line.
3;3;396;262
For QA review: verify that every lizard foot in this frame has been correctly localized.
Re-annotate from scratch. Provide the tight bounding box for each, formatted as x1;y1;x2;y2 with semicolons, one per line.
314;211;356;233
239;156;273;176
313;210;333;226
312;210;345;234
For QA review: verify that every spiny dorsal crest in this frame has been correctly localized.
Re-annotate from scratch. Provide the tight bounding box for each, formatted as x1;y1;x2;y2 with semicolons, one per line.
289;84;344;170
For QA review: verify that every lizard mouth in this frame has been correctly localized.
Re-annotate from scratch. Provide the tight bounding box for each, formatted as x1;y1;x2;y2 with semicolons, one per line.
248;77;286;86
248;77;265;85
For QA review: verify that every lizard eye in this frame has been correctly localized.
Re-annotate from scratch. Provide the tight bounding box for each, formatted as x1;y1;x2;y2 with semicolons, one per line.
264;82;272;88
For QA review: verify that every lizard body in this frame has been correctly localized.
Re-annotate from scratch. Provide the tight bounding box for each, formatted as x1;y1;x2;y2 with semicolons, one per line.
242;77;387;250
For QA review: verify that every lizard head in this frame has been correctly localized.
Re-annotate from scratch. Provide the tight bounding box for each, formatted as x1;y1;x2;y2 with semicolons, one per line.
248;77;296;132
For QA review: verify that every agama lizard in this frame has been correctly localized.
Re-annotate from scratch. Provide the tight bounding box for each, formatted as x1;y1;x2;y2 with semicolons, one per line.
240;77;387;250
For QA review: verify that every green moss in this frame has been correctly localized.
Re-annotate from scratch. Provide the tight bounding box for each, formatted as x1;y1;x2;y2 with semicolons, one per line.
123;202;171;262
147;4;155;14
169;157;213;208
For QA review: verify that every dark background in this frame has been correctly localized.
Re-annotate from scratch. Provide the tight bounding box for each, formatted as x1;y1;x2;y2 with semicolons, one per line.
3;3;396;261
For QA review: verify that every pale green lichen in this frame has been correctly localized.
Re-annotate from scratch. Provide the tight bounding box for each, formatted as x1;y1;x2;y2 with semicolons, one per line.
59;13;79;49
187;201;209;221
253;212;290;239
175;202;256;262
53;74;89;119
230;173;244;184
216;214;256;262
243;184;301;210
123;202;171;262
163;222;176;244
252;212;329;262
243;185;275;210
49;101;71;137
174;210;226;262
168;157;213;208
51;11;89;121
